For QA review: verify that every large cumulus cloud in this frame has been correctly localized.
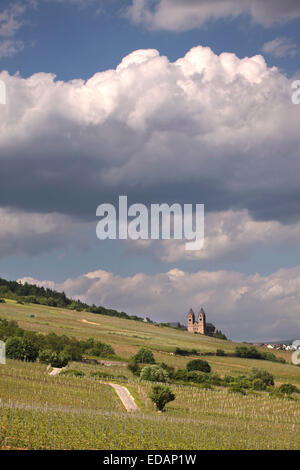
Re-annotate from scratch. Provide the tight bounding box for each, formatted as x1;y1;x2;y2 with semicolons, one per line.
19;264;300;341
1;46;299;227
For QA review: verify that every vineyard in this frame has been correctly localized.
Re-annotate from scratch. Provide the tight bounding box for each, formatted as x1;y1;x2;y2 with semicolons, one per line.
0;359;299;450
0;300;300;450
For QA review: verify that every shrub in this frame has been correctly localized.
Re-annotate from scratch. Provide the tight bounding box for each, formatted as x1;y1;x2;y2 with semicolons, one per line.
90;371;111;379
208;373;222;386
251;378;267;391
50;352;69;368
232;376;252;389
174;347;198;356
149;385;175;411
222;375;235;385
0;298;5;303
261;351;286;364
229;383;247;395
186;371;209;384
140;365;169;382
61;369;85;377
276;357;287;364
278;384;299;395
235;346;262;359
160;362;175;379
127;357;141;376
173;368;188;381
134;348;155;364
250;368;274;387
89;342;115;358
186;359;211;373
216;349;225;356
235;346;285;364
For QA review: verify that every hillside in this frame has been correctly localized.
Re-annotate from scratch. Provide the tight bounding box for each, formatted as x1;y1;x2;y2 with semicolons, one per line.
0;276;144;322
0;298;300;450
0;298;298;384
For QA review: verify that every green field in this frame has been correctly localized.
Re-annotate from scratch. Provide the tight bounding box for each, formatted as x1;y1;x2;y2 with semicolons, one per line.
0;300;300;450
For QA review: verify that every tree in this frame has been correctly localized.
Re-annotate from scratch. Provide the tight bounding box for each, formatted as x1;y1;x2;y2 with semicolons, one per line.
134;348;155;364
6;336;38;362
22;338;39;362
186;359;211;373
213;330;227;340
160;362;175;379
50;352;69;368
39;349;53;364
6;336;24;360
62;344;82;362
140;365;169;382
149;385;175;411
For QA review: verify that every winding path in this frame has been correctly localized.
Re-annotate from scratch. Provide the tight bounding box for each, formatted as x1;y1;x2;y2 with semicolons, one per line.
46;366;138;412
109;383;138;412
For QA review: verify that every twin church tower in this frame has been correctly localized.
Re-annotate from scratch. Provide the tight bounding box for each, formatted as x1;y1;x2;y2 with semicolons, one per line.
187;308;216;336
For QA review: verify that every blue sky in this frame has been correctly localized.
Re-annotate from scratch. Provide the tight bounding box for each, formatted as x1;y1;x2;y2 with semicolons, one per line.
1;0;300;341
1;0;300;79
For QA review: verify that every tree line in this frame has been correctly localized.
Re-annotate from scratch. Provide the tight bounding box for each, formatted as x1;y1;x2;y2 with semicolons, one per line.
0;277;144;322
0;317;115;367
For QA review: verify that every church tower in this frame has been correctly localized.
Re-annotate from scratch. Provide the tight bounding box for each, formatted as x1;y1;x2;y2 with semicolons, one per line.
197;308;206;335
187;308;195;332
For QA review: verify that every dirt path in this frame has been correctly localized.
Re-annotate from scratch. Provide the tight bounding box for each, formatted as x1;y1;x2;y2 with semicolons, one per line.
49;367;63;376
79;318;99;326
109;383;138;412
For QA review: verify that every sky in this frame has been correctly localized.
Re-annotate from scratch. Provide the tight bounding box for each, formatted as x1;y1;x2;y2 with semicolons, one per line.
1;0;300;341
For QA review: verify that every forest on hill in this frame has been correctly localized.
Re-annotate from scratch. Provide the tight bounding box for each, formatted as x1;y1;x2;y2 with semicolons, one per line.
0;277;144;322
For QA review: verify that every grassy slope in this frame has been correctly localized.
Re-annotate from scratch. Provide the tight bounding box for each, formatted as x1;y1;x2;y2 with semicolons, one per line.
0;298;299;384
1;300;300;450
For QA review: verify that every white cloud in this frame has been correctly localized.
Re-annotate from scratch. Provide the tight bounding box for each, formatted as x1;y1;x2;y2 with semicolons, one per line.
0;208;93;258
3;206;300;264
18;276;56;289
127;0;300;31
127;210;300;262
0;46;299;226
19;264;300;341
0;4;25;38
262;37;298;58
0;3;26;58
0;39;24;58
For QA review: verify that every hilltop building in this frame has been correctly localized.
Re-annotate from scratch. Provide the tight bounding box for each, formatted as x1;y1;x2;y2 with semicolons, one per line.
143;317;153;323
187;308;216;336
